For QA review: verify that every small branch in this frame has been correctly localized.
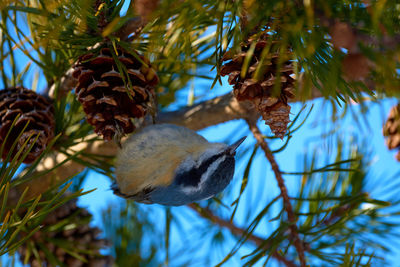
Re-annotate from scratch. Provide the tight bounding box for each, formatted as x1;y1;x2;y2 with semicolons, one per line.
246;119;306;267
7;135;118;205
156;92;259;130
187;204;298;267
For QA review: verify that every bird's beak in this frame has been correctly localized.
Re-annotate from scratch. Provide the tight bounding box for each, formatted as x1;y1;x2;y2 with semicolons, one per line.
227;136;247;155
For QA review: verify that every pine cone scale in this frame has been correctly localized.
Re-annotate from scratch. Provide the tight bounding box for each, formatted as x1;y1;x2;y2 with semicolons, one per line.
127;69;147;83
86;80;110;93
75;69;95;87
96;96;118;106
89;55;114;66
112;86;128;93
101;69;122;79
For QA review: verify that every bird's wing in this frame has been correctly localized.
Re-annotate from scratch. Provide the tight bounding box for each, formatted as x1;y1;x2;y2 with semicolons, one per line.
111;181;154;204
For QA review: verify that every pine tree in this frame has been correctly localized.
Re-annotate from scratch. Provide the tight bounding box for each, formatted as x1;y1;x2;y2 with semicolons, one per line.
1;0;400;266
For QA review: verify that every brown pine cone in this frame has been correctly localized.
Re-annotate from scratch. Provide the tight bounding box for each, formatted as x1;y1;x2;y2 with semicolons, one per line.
134;0;160;22
0;86;55;163
341;53;371;81
383;104;400;161
73;46;159;141
221;35;295;138
259;101;292;139
330;21;357;51
18;199;112;267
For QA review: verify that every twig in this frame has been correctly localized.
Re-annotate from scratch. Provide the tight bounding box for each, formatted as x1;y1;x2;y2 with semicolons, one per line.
187;203;298;267
246;119;307;267
48;67;76;99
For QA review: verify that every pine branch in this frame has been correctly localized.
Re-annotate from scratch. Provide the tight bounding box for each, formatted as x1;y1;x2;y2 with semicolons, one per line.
187;203;298;267
8;137;114;205
245;119;307;267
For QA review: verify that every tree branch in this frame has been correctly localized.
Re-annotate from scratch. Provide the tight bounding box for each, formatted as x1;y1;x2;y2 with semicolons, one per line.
246;119;307;267
156;92;259;130
187;203;298;267
8;86;322;206
8;136;115;205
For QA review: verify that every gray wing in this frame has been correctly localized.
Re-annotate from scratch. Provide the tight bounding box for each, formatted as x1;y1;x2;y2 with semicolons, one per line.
111;182;154;204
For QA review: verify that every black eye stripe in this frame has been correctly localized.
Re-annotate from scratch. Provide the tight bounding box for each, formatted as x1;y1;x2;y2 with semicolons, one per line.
175;152;225;187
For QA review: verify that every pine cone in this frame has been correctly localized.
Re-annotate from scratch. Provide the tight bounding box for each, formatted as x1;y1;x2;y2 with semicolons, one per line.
341;53;371;81
0;86;55;163
383;104;400;161
221;35;295;139
73;46;159;141
134;0;160;22
18;199;112;267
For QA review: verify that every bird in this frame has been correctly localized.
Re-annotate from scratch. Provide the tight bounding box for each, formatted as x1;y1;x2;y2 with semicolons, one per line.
112;123;246;206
